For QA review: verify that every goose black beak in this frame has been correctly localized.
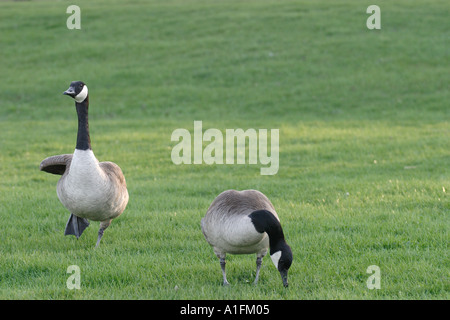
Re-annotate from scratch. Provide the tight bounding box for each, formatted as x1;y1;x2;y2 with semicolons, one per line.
279;269;289;288
63;87;76;97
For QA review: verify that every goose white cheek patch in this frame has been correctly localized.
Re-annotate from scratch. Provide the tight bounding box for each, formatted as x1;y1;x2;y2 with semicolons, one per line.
74;86;88;103
270;251;281;269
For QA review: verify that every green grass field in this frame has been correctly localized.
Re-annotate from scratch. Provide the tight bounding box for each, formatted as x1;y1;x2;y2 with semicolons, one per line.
0;0;448;299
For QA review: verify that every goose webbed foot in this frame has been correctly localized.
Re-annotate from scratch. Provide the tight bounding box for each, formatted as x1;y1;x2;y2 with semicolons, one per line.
64;214;90;239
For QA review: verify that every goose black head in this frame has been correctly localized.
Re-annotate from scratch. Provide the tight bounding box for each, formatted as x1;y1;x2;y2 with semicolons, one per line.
249;209;293;287
270;243;293;287
63;81;88;103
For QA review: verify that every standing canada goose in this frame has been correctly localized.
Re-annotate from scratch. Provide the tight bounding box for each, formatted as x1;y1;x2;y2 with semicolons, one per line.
40;81;129;247
201;189;293;287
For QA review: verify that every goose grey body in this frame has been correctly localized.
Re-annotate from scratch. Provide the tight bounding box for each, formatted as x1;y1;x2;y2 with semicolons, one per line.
201;189;292;287
40;81;129;247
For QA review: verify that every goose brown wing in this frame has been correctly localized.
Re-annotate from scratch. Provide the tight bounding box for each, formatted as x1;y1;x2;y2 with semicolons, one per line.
40;154;73;175
99;161;127;186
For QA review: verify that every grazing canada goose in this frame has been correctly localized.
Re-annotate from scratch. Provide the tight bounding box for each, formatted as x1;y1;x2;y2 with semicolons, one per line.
201;189;293;287
40;81;129;247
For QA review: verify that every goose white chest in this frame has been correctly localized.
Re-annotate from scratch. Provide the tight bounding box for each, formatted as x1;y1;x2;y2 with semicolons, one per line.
57;149;110;217
202;215;269;255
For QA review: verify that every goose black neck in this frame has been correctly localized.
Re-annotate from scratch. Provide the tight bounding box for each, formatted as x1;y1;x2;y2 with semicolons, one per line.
249;209;287;252
75;97;91;150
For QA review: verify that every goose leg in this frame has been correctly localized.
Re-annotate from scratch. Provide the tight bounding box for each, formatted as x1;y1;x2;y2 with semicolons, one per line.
219;256;230;286
64;214;90;239
254;256;263;285
95;220;111;248
95;229;104;248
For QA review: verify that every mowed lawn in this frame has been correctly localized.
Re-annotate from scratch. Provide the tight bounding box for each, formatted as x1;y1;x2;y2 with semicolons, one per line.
0;0;448;299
